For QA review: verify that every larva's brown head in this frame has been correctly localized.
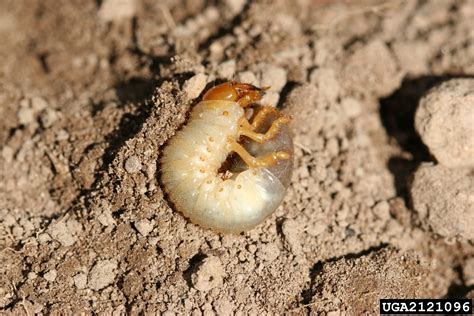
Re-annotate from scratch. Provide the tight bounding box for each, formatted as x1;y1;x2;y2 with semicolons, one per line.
203;81;269;108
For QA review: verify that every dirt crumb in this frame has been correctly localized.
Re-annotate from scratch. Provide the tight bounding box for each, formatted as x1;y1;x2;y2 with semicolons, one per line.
125;155;142;173
281;218;303;257
191;256;225;292
464;257;474;287
217;60;236;79
134;219;154;237
342;40;403;97
48;219;82;247
73;273;88;290
88;259;118;291
213;298;235;316
310;67;340;104
98;0;137;21
17;107;34;125
467;290;474;300
392;41;430;75
43;269;57;282
259;64;287;105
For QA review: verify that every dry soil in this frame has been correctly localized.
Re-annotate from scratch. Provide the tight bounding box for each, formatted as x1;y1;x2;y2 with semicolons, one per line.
1;0;474;314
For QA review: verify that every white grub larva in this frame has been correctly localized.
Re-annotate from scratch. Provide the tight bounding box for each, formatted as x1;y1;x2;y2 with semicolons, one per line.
160;81;293;233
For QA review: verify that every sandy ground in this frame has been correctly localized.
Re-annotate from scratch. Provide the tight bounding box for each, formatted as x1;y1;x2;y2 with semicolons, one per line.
1;0;474;314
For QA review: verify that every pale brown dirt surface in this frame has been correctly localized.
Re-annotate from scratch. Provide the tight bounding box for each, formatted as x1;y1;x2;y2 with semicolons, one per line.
1;0;474;314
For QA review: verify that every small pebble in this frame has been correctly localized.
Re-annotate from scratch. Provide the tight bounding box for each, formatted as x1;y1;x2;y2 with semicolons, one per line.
56;129;70;141
260;91;280;106
48;220;80;247
213;298;235;316
134;219;154;237
217;60;236;79
325;138;339;157
1;146;14;163
44;269;57;282
125;155;141;173
236;71;259;86
464;258;474;286
17;107;34;125
97;210;116;227
40;108;58;128
3;214;16;227
74;273;88;290
372;201;391;220
88;259;118;290
260;65;287;93
341;97;362;118
224;0;245;14
37;232;52;244
19;99;30;108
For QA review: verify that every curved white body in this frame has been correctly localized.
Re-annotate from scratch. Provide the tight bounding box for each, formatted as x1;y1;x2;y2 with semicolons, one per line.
160;100;288;233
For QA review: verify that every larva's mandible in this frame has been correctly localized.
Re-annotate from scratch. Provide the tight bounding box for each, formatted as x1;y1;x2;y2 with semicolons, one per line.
160;81;293;233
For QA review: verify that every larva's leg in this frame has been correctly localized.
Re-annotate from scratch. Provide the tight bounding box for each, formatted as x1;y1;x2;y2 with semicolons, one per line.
238;115;291;143
251;106;277;129
228;138;290;168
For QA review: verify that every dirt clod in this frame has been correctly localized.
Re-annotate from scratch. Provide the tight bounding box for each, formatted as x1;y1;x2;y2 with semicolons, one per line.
410;164;474;241
342;40;403;97
48;219;81;247
415;79;474;168
183;73;208;100
88;259;118;291
73;273;88;290
43;269;57;282
308;247;454;314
